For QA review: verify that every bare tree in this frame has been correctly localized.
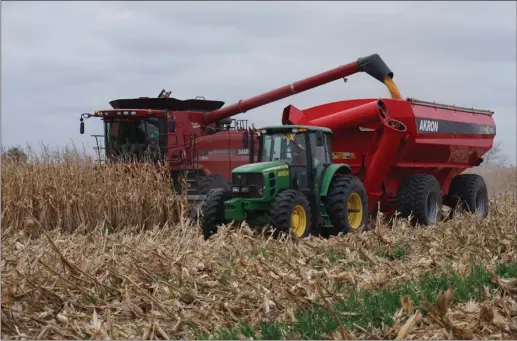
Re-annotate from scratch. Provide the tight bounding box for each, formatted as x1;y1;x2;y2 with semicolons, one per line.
480;141;508;167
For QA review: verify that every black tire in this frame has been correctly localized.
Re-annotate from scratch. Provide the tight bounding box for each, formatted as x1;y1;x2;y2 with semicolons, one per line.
324;175;369;237
447;174;489;218
396;174;442;225
268;190;312;238
198;174;231;194
189;174;231;221
199;188;231;240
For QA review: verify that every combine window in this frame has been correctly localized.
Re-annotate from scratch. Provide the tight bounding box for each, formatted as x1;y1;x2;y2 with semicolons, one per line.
105;117;166;162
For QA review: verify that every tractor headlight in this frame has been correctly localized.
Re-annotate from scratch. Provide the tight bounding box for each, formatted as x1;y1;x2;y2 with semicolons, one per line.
257;185;265;196
231;173;264;197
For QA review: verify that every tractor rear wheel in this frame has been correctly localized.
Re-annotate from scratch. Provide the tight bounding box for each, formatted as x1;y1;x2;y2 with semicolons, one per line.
447;174;489;218
268;190;312;238
396;174;442;225
324;175;369;237
199;188;231;240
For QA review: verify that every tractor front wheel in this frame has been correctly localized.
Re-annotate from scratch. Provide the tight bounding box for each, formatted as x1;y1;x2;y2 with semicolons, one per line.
324;175;369;237
268;190;312;238
189;174;231;222
199;188;231;240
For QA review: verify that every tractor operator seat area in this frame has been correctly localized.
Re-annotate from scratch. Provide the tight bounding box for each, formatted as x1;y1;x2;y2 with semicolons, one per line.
259;131;330;166
259;129;331;190
260;132;307;165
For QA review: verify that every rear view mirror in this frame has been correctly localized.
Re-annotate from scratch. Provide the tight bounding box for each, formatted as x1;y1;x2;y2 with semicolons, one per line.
168;120;176;132
315;130;324;146
80;121;85;134
242;130;249;149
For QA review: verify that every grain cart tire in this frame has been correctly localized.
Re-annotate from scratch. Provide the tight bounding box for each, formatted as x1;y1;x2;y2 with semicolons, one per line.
396;174;442;226
199;188;231;240
189;174;231;221
268;190;312;238
447;174;489;218
324;175;369;237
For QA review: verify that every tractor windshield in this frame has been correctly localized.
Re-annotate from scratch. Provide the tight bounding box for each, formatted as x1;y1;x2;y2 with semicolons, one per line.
260;132;308;166
104;117;166;162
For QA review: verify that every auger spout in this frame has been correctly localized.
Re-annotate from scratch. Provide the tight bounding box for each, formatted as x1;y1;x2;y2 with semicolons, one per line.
204;54;401;125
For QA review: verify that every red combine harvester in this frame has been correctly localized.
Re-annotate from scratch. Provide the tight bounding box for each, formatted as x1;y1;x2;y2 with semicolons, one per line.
80;53;496;223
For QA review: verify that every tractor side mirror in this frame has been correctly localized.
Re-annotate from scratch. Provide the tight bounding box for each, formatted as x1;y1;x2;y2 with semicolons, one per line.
315;130;324;146
80;120;85;134
168;120;176;133
242;130;249;149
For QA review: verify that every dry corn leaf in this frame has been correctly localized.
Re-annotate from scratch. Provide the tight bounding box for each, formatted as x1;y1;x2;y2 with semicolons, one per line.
395;310;422;340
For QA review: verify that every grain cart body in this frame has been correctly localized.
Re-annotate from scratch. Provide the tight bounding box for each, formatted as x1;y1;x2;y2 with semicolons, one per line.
283;96;496;218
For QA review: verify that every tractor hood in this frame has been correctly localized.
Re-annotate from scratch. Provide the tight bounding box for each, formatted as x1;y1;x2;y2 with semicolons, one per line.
232;161;288;174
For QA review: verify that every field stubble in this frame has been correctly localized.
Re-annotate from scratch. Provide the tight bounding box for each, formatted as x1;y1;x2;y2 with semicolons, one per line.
1;152;516;340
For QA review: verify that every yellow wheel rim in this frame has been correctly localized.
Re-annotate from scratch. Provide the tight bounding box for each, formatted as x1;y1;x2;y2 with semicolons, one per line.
291;205;307;237
347;193;364;230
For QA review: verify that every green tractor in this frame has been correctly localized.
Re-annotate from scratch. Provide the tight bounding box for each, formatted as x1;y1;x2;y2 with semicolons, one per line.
199;125;369;240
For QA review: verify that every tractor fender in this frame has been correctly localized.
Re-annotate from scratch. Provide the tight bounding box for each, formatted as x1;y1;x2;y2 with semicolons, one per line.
319;164;352;196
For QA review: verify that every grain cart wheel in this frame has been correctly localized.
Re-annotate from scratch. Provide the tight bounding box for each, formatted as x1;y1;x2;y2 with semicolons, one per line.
396;174;442;226
189;174;231;222
199;188;231;240
324;175;369;237
268;190;312;238
447;174;489;218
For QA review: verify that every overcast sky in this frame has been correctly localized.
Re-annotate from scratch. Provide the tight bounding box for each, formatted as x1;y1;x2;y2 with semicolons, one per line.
2;1;516;164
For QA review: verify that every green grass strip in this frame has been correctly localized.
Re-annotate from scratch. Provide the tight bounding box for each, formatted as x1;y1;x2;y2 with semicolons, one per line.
194;262;516;340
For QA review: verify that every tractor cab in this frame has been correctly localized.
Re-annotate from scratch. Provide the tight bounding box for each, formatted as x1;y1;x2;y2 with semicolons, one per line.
255;125;333;191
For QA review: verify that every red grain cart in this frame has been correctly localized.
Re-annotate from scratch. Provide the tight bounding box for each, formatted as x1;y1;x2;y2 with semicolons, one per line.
283;96;496;224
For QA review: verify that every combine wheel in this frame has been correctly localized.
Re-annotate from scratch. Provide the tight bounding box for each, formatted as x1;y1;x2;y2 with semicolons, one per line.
396;174;442;225
324;175;369;237
447;174;489;218
199;188;231;240
268;190;312;238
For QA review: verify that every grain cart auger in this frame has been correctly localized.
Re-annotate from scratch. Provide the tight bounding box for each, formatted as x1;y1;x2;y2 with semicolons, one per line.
78;54;404;220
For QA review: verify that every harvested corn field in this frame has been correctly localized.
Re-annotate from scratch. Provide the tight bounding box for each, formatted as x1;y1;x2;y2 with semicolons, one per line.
1;153;516;340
